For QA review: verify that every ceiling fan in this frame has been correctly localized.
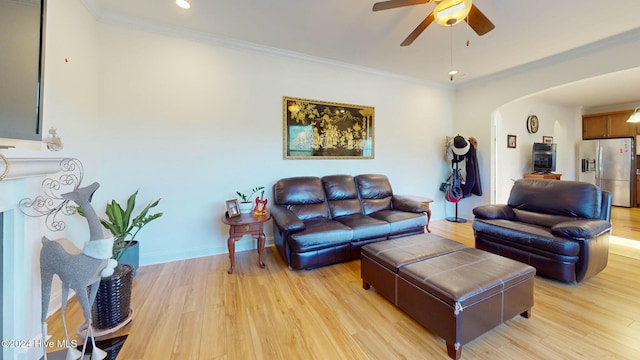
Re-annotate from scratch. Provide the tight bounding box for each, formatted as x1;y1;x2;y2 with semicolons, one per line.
373;0;495;46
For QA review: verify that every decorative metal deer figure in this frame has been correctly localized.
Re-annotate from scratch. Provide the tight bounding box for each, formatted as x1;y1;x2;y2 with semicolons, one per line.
40;182;115;360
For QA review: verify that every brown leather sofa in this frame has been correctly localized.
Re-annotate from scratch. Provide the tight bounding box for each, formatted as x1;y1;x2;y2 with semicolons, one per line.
271;174;428;270
472;179;612;283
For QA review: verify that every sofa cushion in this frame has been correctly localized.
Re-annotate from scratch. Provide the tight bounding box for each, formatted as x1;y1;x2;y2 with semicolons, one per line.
274;176;329;220
355;174;394;215
284;203;329;221
360;198;393;215
322;175;363;217
508;179;602;219
289;218;353;252
473;219;580;257
369;210;427;235
513;209;584;228
332;214;390;240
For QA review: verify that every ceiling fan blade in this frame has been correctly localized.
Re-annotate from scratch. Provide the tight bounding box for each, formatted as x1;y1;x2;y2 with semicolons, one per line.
400;13;435;46
464;4;495;36
373;0;429;12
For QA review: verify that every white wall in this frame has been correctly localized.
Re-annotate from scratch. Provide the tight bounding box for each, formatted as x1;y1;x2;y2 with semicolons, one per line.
43;1;455;268
494;98;577;203
454;30;640;217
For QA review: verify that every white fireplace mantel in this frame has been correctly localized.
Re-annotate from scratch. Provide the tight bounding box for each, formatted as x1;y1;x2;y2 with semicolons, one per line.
1;149;69;360
0;149;68;181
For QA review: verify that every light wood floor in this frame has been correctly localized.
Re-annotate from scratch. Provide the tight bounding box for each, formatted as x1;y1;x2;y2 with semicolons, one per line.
610;206;640;240
47;207;640;359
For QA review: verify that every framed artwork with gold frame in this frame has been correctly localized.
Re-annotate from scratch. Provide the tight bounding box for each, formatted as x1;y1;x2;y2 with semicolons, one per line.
283;96;374;159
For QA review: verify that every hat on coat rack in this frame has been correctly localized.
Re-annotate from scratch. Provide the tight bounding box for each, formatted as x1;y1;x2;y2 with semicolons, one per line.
451;135;470;162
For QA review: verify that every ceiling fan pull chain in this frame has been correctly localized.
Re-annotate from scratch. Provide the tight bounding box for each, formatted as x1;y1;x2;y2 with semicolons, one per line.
449;25;457;81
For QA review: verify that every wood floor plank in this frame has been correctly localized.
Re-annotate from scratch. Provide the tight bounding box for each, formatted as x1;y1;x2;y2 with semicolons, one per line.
45;208;640;359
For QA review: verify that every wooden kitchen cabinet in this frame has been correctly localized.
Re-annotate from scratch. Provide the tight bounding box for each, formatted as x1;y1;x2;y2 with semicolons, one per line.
582;110;635;139
608;112;635;137
582;114;608;139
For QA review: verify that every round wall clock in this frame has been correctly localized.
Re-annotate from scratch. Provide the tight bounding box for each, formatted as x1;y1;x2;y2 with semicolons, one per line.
527;115;539;134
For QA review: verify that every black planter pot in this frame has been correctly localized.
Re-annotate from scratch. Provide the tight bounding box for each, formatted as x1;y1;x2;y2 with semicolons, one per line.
92;264;133;330
118;240;139;276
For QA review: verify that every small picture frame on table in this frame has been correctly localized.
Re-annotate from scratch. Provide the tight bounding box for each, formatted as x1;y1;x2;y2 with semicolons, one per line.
226;199;240;218
507;134;517;148
542;136;553;144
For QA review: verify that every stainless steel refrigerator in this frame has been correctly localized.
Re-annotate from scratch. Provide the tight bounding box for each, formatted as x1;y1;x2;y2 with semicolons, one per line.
579;138;634;207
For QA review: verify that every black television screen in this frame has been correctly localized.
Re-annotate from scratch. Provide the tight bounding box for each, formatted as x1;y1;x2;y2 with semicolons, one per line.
532;143;556;173
0;0;45;141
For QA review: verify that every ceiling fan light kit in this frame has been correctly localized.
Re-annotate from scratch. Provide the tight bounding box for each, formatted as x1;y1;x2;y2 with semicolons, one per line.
373;0;494;80
175;0;190;9
626;107;640;123
372;0;494;46
434;0;472;26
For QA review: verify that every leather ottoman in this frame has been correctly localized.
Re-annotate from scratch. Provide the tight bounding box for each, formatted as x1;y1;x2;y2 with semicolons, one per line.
361;235;535;360
361;233;468;304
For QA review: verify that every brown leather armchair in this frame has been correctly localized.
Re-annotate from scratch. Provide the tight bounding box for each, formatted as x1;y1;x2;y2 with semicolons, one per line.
472;179;612;283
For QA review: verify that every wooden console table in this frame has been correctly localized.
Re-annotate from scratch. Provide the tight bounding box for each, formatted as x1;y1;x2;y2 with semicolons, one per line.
221;212;271;274
523;173;562;180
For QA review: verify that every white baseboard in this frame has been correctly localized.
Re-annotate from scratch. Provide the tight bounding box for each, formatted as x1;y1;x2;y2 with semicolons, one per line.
141;236;274;266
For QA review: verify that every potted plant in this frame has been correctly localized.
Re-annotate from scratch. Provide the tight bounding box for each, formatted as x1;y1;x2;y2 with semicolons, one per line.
78;190;162;273
99;190;163;272
236;186;264;214
77;190;162;335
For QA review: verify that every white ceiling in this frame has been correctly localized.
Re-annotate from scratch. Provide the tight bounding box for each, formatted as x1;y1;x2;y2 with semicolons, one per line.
84;0;640;108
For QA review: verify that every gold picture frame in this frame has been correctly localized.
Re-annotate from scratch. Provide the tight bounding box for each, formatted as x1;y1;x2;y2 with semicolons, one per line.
542;136;553;144
225;199;240;218
283;96;374;159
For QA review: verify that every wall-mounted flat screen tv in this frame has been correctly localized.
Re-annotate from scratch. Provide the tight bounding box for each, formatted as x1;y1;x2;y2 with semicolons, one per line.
0;0;46;141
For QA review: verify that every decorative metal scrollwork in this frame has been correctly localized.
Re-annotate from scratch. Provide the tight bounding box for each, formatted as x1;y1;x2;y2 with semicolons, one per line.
19;158;84;231
0;152;9;181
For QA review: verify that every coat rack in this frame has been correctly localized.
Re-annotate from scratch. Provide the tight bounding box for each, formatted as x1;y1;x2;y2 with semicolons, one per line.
446;134;469;223
446;159;467;223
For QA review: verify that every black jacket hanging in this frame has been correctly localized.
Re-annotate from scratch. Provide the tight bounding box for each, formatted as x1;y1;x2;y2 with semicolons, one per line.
463;145;482;197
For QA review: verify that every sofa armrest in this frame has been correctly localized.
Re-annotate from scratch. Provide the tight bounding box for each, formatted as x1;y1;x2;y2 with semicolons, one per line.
271;205;305;233
472;205;515;220
551;220;611;239
391;195;427;213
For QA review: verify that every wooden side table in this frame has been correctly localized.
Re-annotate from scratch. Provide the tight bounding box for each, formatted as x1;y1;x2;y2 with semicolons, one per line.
404;196;434;233
523;173;562;180
221;212;271;274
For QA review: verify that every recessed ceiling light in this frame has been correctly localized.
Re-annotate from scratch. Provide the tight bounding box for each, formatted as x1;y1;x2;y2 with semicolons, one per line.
176;0;190;9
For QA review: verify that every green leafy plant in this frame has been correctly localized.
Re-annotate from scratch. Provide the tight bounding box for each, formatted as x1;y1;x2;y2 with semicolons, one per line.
236;186;264;203
79;190;163;261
